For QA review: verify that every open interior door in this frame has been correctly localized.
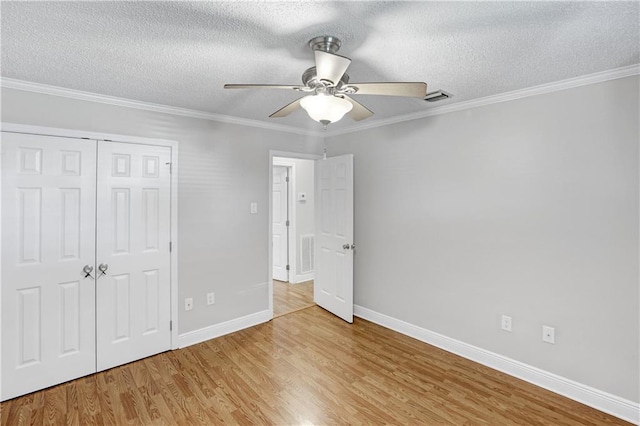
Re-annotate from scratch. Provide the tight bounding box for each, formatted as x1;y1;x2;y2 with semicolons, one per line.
314;154;354;323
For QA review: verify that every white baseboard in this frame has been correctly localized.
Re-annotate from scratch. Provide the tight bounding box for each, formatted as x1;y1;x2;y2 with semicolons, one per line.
354;305;639;425
293;274;314;284
177;310;271;349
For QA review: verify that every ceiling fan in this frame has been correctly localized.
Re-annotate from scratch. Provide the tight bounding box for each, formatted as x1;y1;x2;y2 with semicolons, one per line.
224;36;428;126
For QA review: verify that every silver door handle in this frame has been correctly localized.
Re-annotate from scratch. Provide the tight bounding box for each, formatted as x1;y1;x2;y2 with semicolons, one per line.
343;244;350;250
98;263;109;276
82;265;94;279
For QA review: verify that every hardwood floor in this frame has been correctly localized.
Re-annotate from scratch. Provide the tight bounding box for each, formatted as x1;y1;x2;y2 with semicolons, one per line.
273;280;314;318
1;306;630;425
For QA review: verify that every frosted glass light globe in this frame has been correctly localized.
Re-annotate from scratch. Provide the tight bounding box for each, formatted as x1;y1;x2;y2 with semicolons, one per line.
300;95;353;124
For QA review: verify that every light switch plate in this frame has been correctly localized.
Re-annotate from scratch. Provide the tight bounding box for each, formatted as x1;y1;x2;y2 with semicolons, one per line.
501;315;512;332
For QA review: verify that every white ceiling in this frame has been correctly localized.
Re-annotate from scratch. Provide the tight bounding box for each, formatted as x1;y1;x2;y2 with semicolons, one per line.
2;1;639;132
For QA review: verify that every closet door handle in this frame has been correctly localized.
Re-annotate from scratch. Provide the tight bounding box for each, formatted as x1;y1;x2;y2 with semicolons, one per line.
82;265;94;279
98;263;109;277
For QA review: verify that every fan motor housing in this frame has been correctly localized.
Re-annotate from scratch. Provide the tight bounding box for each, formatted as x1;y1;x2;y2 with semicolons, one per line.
302;66;349;87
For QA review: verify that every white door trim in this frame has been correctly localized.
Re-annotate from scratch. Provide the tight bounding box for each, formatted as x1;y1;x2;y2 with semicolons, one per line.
272;160;296;283
267;151;322;318
0;123;180;396
271;164;291;282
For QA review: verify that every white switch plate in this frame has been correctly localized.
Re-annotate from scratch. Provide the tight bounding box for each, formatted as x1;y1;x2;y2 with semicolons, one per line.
250;202;258;214
542;325;555;344
185;297;193;311
501;315;512;332
207;292;215;305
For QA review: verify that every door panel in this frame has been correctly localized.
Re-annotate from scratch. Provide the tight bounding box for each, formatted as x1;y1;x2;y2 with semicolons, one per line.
1;133;97;401
96;141;171;371
314;155;354;323
272;166;289;281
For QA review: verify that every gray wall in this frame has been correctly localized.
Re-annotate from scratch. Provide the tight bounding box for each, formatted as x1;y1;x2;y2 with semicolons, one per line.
1;88;323;334
327;75;639;402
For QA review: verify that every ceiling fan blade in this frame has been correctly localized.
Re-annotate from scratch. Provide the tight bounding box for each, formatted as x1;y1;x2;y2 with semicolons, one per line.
343;95;374;121
269;97;304;118
348;82;427;98
224;84;302;90
314;50;351;84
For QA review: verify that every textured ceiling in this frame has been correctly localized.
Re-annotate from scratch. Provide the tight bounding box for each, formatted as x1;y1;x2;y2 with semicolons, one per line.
2;1;639;132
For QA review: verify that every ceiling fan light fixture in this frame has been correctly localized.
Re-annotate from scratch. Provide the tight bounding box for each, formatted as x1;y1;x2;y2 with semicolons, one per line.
300;94;353;124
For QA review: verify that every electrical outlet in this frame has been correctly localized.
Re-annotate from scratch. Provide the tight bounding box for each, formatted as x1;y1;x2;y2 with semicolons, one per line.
542;325;555;344
501;315;512;332
207;292;215;305
185;297;193;311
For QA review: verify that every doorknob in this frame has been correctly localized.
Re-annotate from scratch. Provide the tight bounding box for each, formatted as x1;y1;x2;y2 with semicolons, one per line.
98;263;109;277
82;265;94;279
342;244;350;250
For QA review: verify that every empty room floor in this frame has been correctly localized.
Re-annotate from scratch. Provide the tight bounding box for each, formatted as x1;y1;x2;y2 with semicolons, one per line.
273;279;314;317
0;306;628;425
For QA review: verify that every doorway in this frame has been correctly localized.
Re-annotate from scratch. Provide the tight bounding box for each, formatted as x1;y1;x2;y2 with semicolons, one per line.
270;154;318;317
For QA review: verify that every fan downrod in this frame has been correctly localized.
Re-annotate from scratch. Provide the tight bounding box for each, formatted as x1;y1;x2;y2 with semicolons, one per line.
308;35;341;53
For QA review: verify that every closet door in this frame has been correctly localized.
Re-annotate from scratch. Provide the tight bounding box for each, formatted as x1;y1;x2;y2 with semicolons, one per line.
96;141;172;371
1;133;97;401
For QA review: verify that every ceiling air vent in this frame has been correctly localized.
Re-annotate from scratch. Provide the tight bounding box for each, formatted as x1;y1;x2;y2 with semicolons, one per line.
424;90;452;102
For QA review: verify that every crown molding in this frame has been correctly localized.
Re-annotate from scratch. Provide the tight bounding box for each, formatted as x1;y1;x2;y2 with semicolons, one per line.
2;64;637;140
324;64;640;137
0;78;324;138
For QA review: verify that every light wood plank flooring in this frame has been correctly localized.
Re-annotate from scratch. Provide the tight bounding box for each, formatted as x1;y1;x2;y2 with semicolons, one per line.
273;280;314;318
1;306;630;425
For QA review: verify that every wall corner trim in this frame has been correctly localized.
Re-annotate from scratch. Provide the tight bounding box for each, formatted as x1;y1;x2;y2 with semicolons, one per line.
177;310;271;349
354;305;640;424
325;64;640;137
0;78;324;138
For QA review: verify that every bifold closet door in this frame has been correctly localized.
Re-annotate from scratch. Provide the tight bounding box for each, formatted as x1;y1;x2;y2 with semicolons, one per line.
95;141;172;371
1;133;97;401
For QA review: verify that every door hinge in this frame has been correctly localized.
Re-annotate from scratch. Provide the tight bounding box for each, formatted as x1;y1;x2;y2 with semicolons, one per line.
285;220;290;227
170;320;173;331
166;162;172;174
286;265;290;271
169;241;172;252
286;176;289;182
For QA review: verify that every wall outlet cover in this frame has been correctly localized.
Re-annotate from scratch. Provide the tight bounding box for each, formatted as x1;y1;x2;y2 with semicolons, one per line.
542;325;555;344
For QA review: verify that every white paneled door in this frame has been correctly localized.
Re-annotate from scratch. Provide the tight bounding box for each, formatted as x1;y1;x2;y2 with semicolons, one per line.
314;155;354;323
272;166;289;282
96;142;172;371
1;133;173;400
1;133;97;400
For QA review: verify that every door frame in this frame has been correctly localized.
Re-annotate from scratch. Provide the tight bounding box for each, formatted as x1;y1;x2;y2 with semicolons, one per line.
268;151;321;318
271;163;292;283
0;123;180;398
